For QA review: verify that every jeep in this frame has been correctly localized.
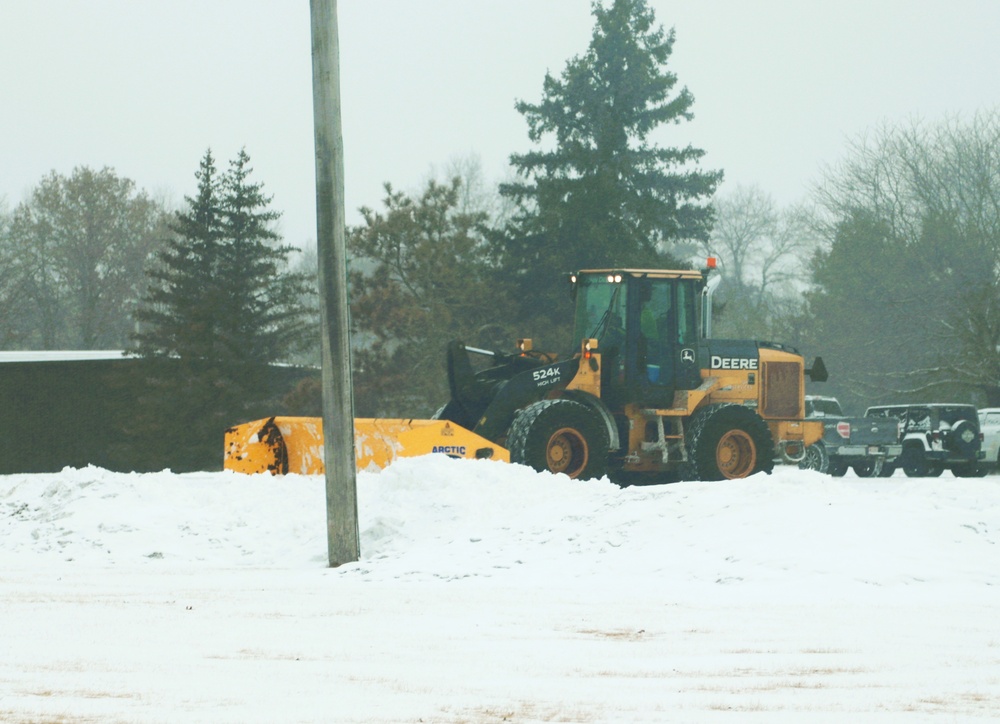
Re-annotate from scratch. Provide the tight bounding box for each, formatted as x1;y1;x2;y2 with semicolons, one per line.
865;403;985;477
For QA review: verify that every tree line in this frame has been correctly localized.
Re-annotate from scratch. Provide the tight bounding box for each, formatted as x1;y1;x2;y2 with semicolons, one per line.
1;0;998;453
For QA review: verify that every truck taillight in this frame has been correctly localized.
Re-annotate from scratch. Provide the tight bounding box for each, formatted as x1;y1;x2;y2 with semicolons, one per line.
836;421;851;439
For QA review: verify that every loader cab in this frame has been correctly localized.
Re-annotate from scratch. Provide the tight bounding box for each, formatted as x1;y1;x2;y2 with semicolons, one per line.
570;269;704;408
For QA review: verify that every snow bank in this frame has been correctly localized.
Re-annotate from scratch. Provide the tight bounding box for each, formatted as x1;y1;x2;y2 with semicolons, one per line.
3;458;998;597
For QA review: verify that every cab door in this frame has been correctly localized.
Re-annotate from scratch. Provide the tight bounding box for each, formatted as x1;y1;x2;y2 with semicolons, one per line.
626;277;701;406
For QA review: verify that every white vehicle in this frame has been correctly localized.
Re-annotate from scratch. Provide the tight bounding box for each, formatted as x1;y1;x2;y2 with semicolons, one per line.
866;403;985;477
978;408;1000;472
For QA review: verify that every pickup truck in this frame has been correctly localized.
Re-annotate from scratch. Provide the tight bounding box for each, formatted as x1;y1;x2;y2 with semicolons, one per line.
799;396;902;477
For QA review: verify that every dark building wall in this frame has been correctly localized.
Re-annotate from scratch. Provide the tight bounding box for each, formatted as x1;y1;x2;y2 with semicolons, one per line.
0;359;318;474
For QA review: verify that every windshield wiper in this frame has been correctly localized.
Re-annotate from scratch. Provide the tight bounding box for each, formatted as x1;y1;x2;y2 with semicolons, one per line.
588;284;623;339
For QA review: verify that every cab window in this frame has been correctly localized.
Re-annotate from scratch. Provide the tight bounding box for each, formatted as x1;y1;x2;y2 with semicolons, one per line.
676;280;696;346
572;275;626;350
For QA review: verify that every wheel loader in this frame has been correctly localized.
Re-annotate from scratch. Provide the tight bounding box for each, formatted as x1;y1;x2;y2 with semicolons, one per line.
224;262;827;481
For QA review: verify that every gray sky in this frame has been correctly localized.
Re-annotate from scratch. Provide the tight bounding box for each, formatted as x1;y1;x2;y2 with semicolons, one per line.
2;1;999;247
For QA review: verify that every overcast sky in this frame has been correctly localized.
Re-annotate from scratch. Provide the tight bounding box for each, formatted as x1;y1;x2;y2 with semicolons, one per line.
2;1;999;248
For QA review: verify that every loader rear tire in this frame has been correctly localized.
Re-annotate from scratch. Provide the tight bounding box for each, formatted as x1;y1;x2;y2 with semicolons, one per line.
507;399;609;480
686;404;774;481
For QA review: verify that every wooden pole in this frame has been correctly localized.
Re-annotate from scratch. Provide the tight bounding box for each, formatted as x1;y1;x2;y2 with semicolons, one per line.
310;0;359;566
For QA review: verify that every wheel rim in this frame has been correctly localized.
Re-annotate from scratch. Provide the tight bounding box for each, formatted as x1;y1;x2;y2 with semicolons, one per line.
716;429;757;478
546;427;589;477
802;446;822;470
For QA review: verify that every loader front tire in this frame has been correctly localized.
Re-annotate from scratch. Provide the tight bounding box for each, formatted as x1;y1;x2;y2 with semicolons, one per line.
508;399;609;480
686;404;774;481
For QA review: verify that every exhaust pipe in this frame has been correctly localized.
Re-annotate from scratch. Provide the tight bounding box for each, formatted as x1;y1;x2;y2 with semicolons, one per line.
701;272;722;339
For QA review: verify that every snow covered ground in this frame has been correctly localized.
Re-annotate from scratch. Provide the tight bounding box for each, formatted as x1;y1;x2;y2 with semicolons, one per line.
2;458;999;722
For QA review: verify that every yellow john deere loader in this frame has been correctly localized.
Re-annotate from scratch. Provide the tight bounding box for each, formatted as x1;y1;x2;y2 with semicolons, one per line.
225;262;828;481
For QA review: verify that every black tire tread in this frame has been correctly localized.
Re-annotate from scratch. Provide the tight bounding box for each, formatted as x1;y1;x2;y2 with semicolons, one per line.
507;398;609;480
685;403;774;481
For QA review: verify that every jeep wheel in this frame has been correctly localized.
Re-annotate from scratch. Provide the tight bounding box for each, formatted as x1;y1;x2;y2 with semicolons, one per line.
952;462;987;478
507;398;609;480
878;462;896;478
798;441;829;474
901;448;942;477
853;458;884;478
686;404;774;481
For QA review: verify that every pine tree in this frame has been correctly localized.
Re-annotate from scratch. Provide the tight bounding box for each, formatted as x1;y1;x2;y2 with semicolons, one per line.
495;0;722;338
348;177;515;417
133;150;224;360
133;149;311;364
216;148;312;364
128;149;313;470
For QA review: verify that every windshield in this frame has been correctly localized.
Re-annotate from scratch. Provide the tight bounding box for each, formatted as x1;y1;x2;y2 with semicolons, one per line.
572;275;626;349
807;398;843;417
938;405;978;426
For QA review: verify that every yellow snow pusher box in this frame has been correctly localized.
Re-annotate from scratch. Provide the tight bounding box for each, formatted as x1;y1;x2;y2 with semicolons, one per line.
224;416;510;475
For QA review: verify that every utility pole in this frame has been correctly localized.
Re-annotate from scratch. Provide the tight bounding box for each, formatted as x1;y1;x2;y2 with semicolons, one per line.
310;0;359;566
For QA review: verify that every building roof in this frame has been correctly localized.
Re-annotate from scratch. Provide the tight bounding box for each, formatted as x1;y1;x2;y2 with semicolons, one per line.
0;351;127;363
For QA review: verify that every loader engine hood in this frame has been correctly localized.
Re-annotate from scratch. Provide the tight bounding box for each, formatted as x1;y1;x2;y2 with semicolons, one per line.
701;339;813;420
703;339;762;372
701;339;809;371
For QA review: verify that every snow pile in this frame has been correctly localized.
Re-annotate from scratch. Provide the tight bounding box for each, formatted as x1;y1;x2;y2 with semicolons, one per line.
3;459;998;593
4;459;1000;722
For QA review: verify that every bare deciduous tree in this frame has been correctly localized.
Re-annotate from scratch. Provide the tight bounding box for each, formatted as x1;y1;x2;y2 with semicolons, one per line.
701;184;819;341
0;167;168;349
811;111;1000;406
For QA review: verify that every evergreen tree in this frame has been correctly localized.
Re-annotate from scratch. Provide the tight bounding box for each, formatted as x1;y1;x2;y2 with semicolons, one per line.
133;150;224;359
133;149;311;364
349;177;516;417
129;149;313;470
217;148;313;363
805;211;918;411
495;0;722;340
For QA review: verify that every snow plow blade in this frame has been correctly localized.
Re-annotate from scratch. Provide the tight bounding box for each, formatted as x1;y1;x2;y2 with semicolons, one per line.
224;416;510;475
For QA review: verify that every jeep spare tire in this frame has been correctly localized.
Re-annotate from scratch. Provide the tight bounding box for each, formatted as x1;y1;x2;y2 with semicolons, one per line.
948;419;979;458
